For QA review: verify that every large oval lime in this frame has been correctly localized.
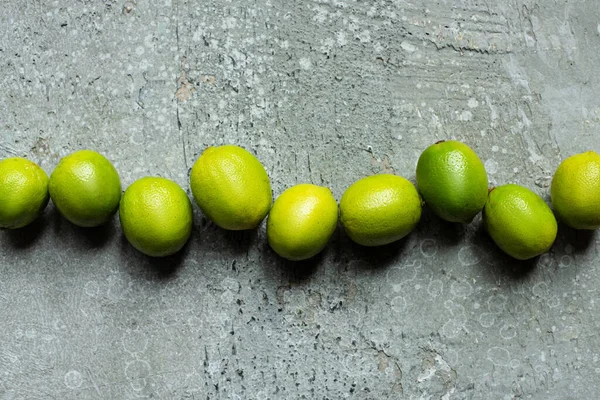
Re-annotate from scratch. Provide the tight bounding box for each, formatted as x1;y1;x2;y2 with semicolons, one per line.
190;145;272;230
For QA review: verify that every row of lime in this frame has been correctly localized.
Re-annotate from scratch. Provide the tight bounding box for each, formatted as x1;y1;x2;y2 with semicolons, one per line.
1;141;598;261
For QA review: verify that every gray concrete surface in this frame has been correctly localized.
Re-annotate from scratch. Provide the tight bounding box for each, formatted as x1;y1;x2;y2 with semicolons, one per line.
1;0;599;398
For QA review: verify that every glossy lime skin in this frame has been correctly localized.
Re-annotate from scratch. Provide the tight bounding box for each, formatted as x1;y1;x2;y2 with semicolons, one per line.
120;177;192;257
340;174;422;246
484;184;557;260
49;150;121;227
416;140;488;223
0;157;49;229
551;151;600;230
190;145;272;230
267;184;338;261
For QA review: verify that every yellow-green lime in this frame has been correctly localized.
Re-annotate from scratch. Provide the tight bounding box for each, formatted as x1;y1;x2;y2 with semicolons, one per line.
0;157;49;229
49;150;121;227
551;151;600;230
483;184;557;260
416;140;488;223
340;174;422;246
190;145;272;230
267;184;338;261
119;177;192;257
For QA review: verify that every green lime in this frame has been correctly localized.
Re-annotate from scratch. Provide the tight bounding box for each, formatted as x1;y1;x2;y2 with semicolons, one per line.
551;151;600;229
49;150;121;227
267;184;338;261
416;140;488;223
0;157;49;229
120;177;193;257
340;174;422;246
483;184;557;260
190;145;272;230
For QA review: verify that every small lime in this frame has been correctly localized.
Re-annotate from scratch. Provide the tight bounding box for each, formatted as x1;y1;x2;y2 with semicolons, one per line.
416;140;488;223
49;150;121;227
551;151;600;230
119;177;193;257
340;174;422;246
484;184;557;260
0;157;49;229
267;184;338;261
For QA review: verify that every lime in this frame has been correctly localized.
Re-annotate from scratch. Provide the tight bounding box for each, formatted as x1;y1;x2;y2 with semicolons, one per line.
416;140;488;223
551;151;600;229
339;174;422;246
119;177;192;257
267;184;338;261
49;150;121;227
0;157;49;229
190;145;272;230
483;184;557;260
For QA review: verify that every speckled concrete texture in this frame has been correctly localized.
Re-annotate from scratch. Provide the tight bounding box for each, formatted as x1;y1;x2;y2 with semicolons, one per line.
1;0;600;399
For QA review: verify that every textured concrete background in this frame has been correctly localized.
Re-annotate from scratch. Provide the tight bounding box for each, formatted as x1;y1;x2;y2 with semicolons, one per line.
1;0;599;399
